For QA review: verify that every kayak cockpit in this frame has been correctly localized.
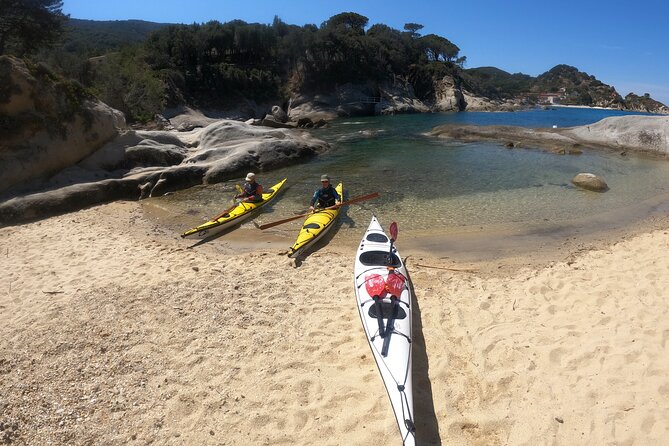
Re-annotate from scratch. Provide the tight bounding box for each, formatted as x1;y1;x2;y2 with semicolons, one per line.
366;233;388;243
359;250;401;267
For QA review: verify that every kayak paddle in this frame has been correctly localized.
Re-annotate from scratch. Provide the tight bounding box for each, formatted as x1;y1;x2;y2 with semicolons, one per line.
257;192;380;230
365;273;387;337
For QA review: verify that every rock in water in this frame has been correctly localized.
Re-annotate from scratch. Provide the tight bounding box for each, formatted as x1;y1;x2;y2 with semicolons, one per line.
572;173;608;192
271;105;289;123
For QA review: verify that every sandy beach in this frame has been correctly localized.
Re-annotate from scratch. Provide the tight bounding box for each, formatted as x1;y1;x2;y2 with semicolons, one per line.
1;201;669;445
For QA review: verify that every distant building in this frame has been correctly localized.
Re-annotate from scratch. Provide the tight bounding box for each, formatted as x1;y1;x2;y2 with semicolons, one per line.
537;92;563;104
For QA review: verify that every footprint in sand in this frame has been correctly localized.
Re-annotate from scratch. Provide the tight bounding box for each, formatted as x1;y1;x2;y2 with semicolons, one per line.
549;347;566;365
291;409;309;431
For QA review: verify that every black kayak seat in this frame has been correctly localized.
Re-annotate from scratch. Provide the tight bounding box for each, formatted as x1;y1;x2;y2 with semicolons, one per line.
359;250;401;267
304;223;320;230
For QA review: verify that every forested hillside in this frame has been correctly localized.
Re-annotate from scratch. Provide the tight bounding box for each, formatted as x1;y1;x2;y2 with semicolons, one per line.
36;13;468;121
4;4;666;123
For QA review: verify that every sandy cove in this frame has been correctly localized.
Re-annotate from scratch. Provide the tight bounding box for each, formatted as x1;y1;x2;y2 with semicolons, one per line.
1;202;669;445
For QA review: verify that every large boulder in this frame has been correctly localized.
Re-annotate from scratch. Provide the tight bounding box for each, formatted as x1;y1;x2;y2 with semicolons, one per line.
565;116;669;155
0;56;126;194
571;173;609;192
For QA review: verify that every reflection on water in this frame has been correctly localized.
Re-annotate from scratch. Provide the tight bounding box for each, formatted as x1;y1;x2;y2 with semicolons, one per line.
157;108;669;245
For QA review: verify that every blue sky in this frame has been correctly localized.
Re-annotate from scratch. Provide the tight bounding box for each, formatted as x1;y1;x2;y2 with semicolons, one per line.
62;0;669;104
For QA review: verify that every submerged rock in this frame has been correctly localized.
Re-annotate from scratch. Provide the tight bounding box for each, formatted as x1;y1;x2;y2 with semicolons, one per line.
572;173;608;192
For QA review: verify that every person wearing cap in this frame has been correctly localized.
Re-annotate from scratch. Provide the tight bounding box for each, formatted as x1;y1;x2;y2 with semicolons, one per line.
235;172;264;202
309;174;341;211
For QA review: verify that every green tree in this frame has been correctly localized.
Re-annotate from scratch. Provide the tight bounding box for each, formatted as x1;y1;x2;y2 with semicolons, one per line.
321;12;368;35
91;47;165;122
0;0;68;55
419;34;460;62
403;23;423;38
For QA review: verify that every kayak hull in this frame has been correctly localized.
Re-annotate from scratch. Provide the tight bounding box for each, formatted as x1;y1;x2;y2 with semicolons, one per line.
181;178;287;239
288;182;343;258
353;216;415;446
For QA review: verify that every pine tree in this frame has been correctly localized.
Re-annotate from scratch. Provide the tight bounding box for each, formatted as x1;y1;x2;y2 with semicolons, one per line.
0;0;68;55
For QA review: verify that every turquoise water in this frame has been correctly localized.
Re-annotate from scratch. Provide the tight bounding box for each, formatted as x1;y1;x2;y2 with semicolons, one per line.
162;108;669;245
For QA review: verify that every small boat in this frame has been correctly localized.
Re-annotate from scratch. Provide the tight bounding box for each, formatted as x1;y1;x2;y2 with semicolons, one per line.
353;216;415;445
288;182;343;258
181;178;287;239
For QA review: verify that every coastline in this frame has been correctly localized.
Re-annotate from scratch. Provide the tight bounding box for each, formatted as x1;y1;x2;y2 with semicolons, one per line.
2;200;669;445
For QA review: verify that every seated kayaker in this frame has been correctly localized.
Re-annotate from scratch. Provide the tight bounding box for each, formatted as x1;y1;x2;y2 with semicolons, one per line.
309;174;341;211
235;172;264;202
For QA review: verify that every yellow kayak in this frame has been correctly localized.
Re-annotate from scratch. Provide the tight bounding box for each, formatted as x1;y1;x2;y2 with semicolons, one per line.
181;178;287;239
288;182;343;257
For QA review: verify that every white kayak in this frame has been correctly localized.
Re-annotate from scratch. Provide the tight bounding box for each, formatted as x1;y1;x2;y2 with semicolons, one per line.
353;216;415;446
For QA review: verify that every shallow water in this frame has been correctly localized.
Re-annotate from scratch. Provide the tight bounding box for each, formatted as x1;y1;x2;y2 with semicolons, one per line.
157;108;669;255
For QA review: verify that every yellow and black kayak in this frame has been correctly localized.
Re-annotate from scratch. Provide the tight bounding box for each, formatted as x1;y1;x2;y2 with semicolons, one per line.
288;182;343;258
181;178;287;239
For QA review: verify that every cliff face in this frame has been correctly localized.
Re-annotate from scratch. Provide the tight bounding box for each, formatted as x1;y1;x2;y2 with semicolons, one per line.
286;72;524;120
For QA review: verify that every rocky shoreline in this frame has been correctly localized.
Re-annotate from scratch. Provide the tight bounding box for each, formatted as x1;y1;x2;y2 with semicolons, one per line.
429;115;669;156
3;54;669;227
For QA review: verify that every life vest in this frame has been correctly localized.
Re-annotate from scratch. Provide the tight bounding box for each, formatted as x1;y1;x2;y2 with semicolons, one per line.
317;186;337;207
243;181;263;199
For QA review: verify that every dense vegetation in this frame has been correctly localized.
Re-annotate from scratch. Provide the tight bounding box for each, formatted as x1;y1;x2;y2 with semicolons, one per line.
0;0;67;55
462;67;533;99
5;10;466;122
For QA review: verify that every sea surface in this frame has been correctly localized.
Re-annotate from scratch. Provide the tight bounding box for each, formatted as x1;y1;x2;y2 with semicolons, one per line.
156;107;669;254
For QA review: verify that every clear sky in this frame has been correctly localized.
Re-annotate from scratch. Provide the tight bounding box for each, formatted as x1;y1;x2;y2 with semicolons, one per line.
62;0;669;105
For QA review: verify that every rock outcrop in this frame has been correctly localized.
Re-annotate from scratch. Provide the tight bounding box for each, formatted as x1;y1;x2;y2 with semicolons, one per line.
0;120;329;224
433;75;466;112
623;93;669;115
0;56;126;194
565;116;669;154
429;115;669;156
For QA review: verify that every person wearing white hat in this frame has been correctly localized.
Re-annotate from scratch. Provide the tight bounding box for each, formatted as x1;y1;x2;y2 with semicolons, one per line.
235;172;264;202
309;174;340;211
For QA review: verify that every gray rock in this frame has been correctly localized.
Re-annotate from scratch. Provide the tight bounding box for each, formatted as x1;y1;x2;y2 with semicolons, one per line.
572;173;608;192
430;115;669;156
271;105;289;123
566;116;669;155
0;120;328;224
260;117;297;129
